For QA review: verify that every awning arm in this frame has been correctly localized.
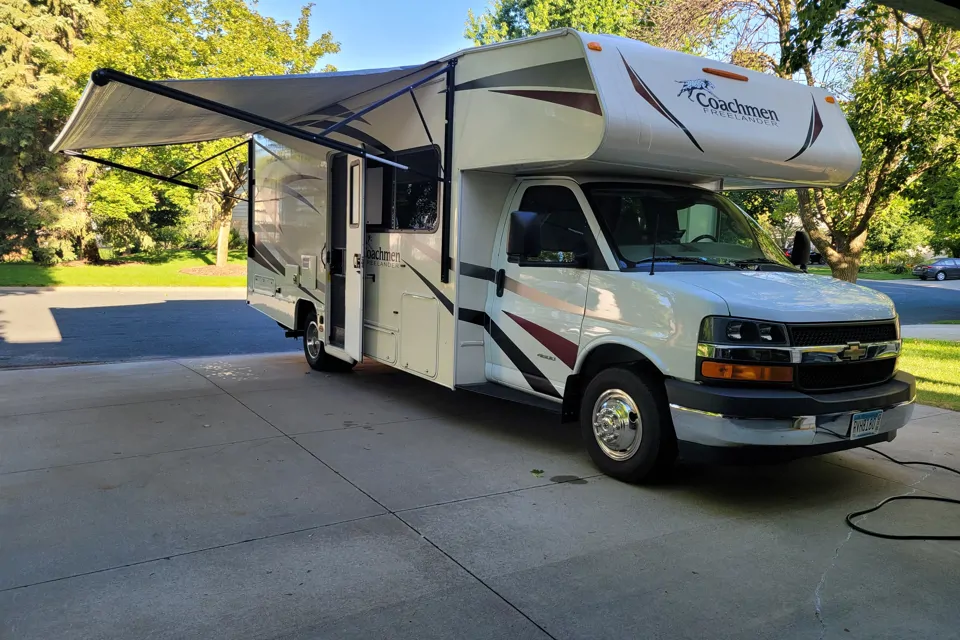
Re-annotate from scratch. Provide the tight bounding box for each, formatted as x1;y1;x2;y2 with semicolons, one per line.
439;59;457;284
64;150;199;190
63;150;248;202
318;63;450;140
169;139;249;178
87;68;409;171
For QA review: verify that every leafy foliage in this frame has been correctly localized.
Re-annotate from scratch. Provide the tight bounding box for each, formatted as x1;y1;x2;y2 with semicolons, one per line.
68;0;339;264
466;0;729;53
0;0;104;260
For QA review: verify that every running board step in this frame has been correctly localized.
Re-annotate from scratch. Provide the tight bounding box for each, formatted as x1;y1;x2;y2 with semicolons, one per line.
457;382;562;414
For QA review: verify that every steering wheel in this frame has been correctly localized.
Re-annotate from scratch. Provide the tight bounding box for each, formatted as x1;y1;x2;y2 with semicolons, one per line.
690;234;718;243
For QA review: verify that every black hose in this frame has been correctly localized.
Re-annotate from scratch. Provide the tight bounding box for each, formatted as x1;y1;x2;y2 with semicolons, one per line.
843;446;960;541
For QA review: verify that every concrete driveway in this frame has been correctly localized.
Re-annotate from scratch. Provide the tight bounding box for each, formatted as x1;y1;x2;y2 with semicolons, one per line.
2;354;959;639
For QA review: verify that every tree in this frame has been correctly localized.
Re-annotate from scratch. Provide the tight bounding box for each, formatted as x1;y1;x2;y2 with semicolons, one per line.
728;189;802;249
465;0;730;53
908;166;960;258
723;1;959;281
72;0;339;266
0;0;104;261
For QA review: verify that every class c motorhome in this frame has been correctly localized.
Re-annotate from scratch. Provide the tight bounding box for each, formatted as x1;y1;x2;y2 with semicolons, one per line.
53;29;915;482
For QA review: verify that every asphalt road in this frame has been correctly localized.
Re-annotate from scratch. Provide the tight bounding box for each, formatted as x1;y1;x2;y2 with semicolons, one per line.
856;277;960;324
0;287;298;369
0;278;956;369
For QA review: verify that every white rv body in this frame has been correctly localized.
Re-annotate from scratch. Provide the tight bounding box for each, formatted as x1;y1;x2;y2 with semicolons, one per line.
52;30;914;481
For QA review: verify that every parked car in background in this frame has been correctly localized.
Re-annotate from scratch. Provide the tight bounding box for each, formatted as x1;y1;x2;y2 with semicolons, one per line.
913;258;960;281
784;245;823;264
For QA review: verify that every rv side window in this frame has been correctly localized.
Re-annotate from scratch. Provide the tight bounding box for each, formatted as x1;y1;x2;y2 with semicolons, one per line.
365;147;440;233
513;186;592;266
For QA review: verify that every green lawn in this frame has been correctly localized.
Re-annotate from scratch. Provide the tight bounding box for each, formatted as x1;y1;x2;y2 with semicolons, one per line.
932;320;960;325
807;266;913;280
0;250;246;287
899;339;960;412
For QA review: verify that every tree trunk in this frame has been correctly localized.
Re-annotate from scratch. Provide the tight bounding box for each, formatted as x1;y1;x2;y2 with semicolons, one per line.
216;218;230;268
827;256;861;283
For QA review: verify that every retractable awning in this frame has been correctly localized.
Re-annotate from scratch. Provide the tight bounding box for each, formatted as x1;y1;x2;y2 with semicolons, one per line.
51;64;436;153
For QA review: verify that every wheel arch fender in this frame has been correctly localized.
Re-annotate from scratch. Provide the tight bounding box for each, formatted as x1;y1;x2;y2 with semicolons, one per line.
561;338;666;422
294;298;321;334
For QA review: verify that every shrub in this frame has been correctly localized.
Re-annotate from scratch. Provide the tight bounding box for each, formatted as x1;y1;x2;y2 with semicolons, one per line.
31;247;59;266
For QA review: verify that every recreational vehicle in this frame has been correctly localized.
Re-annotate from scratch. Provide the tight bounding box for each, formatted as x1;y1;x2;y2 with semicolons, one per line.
52;30;915;482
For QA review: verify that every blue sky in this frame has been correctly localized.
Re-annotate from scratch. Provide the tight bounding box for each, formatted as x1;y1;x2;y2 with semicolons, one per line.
257;0;491;71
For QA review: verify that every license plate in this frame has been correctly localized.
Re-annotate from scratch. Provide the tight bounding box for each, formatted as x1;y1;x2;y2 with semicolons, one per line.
850;410;883;439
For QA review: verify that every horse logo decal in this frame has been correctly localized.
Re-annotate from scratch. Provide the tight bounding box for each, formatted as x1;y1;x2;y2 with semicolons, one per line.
676;79;717;101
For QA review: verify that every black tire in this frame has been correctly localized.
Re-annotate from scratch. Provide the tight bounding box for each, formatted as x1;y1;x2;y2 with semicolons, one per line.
302;310;355;372
579;367;677;483
936;271;947;281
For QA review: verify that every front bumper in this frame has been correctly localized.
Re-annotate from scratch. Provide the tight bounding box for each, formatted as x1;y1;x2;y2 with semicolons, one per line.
665;372;916;461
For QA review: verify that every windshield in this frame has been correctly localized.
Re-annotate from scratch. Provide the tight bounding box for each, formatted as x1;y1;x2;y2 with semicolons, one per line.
582;183;794;270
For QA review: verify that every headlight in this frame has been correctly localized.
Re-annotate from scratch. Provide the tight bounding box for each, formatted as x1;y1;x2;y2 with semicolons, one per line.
699;316;789;345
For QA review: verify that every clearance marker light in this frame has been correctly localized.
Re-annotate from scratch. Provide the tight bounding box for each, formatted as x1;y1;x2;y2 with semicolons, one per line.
703;67;749;82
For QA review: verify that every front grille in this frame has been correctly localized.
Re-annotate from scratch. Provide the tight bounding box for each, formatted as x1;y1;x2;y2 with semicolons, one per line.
797;359;897;391
789;322;897;347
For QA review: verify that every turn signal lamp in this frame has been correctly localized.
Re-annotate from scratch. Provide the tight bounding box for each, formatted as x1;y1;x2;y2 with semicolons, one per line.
701;361;793;383
825;96;837;104
587;42;602;51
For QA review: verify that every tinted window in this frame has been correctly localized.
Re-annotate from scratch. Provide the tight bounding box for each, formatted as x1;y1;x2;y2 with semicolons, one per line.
366;147;440;232
516;186;592;264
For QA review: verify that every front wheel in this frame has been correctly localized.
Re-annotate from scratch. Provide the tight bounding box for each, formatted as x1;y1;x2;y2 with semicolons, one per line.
579;367;676;483
303;311;355;372
936;271;947;281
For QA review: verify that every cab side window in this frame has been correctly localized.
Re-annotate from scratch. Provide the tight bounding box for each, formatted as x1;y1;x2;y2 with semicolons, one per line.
514;186;596;266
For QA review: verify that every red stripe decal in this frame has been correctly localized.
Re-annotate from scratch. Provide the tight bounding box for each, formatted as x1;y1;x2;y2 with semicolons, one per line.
503;311;578;369
491;89;602;116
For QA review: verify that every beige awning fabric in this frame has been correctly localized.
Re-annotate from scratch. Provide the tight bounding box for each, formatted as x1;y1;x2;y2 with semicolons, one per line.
51;65;433;152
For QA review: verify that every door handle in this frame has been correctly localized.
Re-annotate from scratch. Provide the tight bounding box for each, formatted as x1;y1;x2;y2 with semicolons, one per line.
495;269;506;297
353;253;361;269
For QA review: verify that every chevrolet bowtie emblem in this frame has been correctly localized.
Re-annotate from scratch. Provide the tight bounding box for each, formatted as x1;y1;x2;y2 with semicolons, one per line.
839;341;867;361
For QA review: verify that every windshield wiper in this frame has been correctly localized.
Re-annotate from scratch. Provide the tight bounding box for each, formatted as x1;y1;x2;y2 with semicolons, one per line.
632;256;739;269
735;257;782;264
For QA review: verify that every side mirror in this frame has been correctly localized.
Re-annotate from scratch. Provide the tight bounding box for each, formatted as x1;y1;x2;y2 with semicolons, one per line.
790;230;811;269
507;211;542;259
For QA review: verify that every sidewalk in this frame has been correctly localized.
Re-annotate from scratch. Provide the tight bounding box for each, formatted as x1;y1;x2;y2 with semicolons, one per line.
901;324;960;341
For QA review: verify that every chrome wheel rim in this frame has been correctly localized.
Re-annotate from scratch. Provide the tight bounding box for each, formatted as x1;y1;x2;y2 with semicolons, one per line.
936;272;946;281
305;321;322;360
592;389;642;461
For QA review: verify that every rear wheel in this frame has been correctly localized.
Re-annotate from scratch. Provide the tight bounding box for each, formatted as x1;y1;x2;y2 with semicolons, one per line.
936;270;947;281
580;367;676;483
302;310;354;372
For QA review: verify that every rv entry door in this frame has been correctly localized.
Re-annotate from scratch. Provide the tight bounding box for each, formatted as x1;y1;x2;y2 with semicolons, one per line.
344;155;367;361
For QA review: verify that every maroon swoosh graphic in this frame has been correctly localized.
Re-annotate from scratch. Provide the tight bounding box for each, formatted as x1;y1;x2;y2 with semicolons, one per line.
811;99;823;145
503;311;578;369
619;51;704;153
786;95;823;162
491;89;602;116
